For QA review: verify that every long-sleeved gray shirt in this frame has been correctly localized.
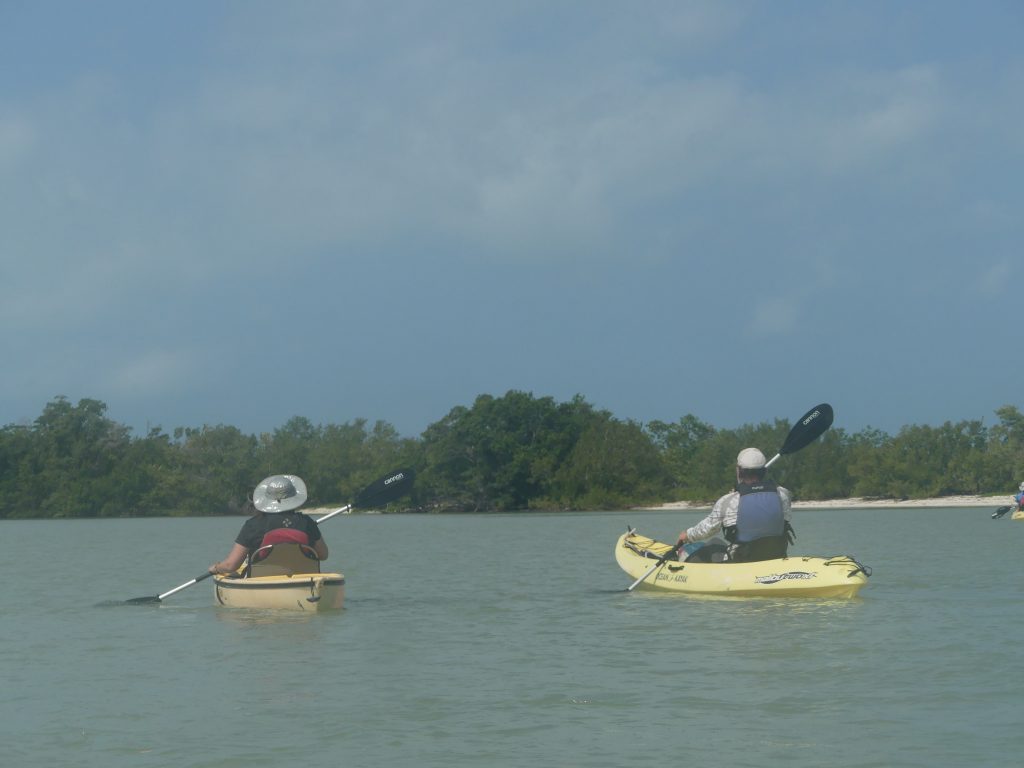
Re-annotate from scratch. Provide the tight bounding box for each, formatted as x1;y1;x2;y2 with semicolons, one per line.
686;485;792;542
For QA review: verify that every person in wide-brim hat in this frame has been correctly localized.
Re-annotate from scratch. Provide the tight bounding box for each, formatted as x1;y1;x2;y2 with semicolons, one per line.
252;474;308;513
209;474;328;575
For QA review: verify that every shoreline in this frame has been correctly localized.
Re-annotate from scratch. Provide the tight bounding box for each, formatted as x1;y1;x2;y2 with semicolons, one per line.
302;494;1013;516
636;495;1011;511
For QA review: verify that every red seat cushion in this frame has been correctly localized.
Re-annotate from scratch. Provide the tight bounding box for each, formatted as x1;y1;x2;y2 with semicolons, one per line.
260;528;310;547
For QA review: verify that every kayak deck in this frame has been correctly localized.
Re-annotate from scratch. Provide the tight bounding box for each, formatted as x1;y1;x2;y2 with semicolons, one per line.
616;530;870;598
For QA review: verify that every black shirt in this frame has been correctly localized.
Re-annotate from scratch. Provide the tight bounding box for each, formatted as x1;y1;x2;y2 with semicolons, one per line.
234;512;323;552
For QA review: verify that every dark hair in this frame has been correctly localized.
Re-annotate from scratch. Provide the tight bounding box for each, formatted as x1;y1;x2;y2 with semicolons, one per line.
738;467;766;481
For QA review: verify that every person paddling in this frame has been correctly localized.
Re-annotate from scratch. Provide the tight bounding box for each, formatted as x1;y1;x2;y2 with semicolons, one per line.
209;474;328;576
1014;482;1024;513
674;447;793;563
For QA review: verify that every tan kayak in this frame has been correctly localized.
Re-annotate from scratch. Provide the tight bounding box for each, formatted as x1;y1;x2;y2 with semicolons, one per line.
122;468;415;608
213;542;344;611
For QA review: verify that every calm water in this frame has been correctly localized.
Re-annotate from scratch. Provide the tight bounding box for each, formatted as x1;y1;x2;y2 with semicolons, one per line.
2;507;1022;768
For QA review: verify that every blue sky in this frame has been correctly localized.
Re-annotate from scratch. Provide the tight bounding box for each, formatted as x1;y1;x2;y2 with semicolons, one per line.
1;1;1021;439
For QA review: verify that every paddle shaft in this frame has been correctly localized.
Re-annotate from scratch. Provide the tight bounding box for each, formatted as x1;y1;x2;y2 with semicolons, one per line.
314;503;353;525
627;403;833;591
159;571;214;600
626;542;682;591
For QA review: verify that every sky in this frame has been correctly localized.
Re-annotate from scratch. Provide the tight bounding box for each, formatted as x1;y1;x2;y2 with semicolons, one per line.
1;1;1021;440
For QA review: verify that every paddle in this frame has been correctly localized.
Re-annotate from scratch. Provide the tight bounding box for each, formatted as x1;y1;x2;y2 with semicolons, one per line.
312;468;415;525
122;468;415;604
992;506;1012;519
764;403;834;468
626;403;834;591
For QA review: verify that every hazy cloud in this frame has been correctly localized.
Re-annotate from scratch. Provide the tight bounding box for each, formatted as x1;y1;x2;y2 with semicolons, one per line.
1;2;1021;436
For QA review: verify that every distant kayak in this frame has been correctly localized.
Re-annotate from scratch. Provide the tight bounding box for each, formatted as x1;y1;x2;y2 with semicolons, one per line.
615;529;870;599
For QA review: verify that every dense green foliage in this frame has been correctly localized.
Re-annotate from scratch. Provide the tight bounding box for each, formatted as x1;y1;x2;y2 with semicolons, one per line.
1;394;1022;518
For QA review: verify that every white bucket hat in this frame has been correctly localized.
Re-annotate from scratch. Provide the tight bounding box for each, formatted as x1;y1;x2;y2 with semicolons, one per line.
252;474;308;513
736;447;767;470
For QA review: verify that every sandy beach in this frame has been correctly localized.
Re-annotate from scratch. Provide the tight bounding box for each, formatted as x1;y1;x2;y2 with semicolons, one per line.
307;495;1014;515
637;495;1012;511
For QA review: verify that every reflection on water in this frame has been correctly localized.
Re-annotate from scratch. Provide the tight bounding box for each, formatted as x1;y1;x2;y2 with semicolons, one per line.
212;606;332;627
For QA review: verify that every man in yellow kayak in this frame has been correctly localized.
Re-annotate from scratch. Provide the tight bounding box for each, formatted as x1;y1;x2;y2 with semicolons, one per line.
674;447;794;563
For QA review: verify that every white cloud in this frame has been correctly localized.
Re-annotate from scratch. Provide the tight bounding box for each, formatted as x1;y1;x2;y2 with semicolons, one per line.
0;5;1010;336
975;260;1014;296
819;66;941;171
0;113;35;167
103;348;204;398
749;297;800;337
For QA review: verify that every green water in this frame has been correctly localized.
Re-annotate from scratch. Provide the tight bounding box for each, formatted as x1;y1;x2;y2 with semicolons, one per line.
2;508;1022;767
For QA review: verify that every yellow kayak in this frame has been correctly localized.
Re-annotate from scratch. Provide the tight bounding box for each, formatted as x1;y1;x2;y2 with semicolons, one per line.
616;530;870;599
213;543;345;611
1012;509;1024;520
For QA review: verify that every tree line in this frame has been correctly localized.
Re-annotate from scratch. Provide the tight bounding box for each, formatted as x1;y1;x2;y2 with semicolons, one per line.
1;393;1022;519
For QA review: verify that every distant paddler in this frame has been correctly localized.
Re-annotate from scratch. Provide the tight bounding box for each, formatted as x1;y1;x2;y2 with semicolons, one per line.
991;480;1024;519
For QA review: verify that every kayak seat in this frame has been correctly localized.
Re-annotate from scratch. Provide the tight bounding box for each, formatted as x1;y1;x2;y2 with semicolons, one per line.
728;535;789;563
259;527;311;547
685;535;788;563
247;543;322;577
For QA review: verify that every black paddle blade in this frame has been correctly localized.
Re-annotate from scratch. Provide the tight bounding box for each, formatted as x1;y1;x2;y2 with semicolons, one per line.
354;467;415;509
780;403;834;456
992;506;1012;519
123;596;161;605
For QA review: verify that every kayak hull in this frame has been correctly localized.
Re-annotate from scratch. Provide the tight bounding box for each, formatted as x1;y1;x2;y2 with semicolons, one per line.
1012;509;1024;520
616;531;869;599
213;572;345;611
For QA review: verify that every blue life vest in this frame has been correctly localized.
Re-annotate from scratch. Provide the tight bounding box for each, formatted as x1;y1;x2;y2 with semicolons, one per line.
735;481;784;543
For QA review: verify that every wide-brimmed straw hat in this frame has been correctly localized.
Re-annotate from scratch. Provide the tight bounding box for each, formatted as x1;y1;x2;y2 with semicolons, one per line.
252;474;308;513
